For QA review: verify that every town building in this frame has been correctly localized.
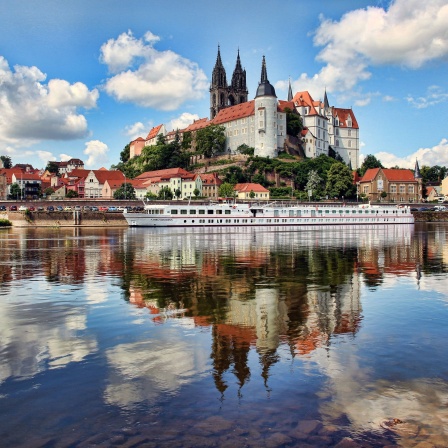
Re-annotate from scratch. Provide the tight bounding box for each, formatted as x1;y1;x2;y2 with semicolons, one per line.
234;183;270;200
359;162;422;203
200;173;222;199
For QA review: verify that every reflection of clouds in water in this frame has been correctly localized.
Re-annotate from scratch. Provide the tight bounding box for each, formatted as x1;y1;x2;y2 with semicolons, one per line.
84;279;108;304
419;277;448;301
0;305;97;384
104;334;204;410
313;348;448;435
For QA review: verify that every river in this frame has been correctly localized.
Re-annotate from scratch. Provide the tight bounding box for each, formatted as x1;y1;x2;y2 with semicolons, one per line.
0;223;447;447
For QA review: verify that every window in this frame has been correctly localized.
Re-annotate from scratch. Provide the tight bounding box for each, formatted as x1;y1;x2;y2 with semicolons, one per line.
408;185;414;193
348;140;352;148
390;184;397;193
348;130;351;136
399;185;405;193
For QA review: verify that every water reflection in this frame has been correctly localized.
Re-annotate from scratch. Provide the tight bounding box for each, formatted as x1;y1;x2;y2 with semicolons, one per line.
1;224;448;446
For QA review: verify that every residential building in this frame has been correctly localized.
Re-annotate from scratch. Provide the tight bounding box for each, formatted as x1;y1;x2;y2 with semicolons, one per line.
359;163;422;203
145;124;165;147
234;183;270;200
200;173;222;199
57;158;84;175
12;172;42;199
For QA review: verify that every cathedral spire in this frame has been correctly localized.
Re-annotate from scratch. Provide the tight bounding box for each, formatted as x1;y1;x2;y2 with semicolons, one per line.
256;56;276;97
414;159;422;179
231;48;247;94
211;45;227;88
324;89;330;109
287;77;293;102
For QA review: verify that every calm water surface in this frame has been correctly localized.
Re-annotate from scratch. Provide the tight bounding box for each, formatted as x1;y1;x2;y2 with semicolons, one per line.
1;223;448;447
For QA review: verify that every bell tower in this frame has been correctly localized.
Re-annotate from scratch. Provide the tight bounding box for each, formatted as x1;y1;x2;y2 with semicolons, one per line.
229;49;248;106
210;46;228;119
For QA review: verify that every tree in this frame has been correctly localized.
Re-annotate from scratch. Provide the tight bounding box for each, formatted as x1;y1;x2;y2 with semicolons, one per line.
120;144;130;163
9;183;22;199
380;191;388;201
359;154;383;176
223;166;247;184
305;170;323;199
158;186;173;200
145;191;157;200
193;188;200;198
175;188;182;199
46;161;59;174
249;190;255;199
284;107;303;136
236;144;255;156
325;162;356;199
218;183;235;198
66;190;78;198
1;155;12;169
195;124;226;158
114;182;136;200
44;187;55;197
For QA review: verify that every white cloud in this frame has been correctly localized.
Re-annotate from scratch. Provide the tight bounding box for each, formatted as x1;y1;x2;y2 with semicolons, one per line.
382;95;395;102
289;0;448;98
406;85;448;109
100;30;208;110
0;56;98;147
166;112;200;132
83;140;109;168
370;138;448;168
124;121;147;140
59;153;73;162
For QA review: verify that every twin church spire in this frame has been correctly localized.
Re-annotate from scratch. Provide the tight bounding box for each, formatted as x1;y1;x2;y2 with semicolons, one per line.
210;46;248;119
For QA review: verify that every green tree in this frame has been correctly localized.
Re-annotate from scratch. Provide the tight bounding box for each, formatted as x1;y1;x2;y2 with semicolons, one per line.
223;166;247;184
120;143;130;163
421;165;447;183
359;154;383;176
249;190;255;199
181;131;193;151
193;188;200;198
45;161;59;174
145;191;157;200
44;187;55;197
175;188;182;199
9;183;22;199
114;182;136;200
196;124;226;158
1;155;12;169
236;144;255;156
158;186;173;200
66;190;78;198
325;162;356;198
380;191;388;201
284;107;303;136
218;183;235;198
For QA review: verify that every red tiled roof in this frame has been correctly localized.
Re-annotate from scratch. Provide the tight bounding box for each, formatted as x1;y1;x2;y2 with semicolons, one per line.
361;168;415;183
200;173;222;186
0;168;24;184
93;170;125;184
67;169;90;179
183;118;210;132
234;183;269;193
212;101;255;124
146;124;163;140
333;108;359;129
277;100;296;112
135;168;190;180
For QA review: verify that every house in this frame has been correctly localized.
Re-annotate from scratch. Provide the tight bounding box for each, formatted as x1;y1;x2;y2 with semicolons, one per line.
200;173;222;199
50;185;67;200
84;170;125;199
426;185;442;202
145;124;165;147
129;137;146;159
359;165;422;203
234;183;270;200
12;172;42;199
57;158;84;175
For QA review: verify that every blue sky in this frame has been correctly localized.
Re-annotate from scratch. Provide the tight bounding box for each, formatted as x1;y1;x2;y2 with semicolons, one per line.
0;0;447;170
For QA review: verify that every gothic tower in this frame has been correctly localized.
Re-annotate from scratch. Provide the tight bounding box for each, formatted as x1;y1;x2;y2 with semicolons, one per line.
210;47;248;119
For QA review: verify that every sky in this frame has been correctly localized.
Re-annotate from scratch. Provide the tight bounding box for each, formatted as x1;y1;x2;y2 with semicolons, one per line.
0;0;447;171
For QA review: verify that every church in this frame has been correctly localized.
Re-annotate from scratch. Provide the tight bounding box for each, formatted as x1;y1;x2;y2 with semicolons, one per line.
130;47;360;168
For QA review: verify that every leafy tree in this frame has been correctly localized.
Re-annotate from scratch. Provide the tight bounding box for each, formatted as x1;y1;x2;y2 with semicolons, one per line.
181;131;193;151
66;190;78;198
359;154;383;176
380;191;388;201
325;162;356;198
175;188;182;199
1;155;12;169
44;187;55;196
305;170;323;198
193;188;200;198
120;144;130;163
114;182;136;200
158;186;173;200
46;161;59;174
236;144;255;156
420;165;447;183
9;183;22;199
284;107;303;136
223;166;247;184
196;124;226;158
249;190;255;199
219;183;235;198
145;191;157;200
252;173;270;187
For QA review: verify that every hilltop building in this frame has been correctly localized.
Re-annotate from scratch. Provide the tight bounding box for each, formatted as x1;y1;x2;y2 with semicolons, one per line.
129;47;360;168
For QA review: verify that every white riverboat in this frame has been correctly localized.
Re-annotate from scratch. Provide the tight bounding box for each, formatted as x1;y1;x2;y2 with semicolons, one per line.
123;201;414;227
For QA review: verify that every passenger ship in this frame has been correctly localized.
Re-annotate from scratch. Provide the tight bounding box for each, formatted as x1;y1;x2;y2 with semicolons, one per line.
123;201;414;227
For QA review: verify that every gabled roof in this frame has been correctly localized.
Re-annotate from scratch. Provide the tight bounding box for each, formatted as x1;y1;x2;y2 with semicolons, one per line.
93;170;125;185
146;124;163;140
183;118;210;132
200;173;222;186
67;169;90;179
135;168;190;180
333;108;359;129
234;182;269;193
0;168;24;183
361;168;416;183
277;100;295;112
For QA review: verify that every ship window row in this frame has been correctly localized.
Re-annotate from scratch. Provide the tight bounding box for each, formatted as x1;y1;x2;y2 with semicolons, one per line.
170;209;232;215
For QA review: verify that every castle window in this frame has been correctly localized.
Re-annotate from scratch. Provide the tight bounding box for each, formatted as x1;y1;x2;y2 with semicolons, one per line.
348;129;352;136
336;139;339;146
348;140;352;148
